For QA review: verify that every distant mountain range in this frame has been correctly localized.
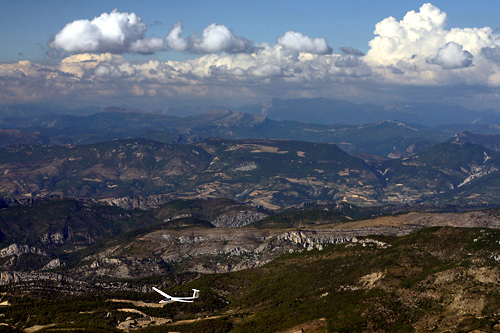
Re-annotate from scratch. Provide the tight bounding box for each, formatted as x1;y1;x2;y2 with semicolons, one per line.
238;97;500;126
3;104;500;159
0;104;100;118
4;97;500;126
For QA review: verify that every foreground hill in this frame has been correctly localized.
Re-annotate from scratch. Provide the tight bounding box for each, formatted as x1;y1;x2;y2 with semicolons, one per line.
2;226;500;332
218;227;500;332
0;193;499;331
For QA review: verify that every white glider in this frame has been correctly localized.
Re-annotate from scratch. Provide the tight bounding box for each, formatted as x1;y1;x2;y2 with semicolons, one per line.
153;287;200;304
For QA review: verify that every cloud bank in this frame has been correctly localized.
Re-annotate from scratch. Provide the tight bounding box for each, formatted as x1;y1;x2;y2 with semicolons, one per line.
3;4;500;109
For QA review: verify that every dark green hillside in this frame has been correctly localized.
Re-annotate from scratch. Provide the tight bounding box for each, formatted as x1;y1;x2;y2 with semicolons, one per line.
381;159;459;192
201;138;368;176
416;141;500;169
438;171;500;205
195;138;382;207
249;202;384;228
2;137;500;207
2;227;500;332
377;141;500;205
153;198;268;224
196;227;500;332
250;209;348;228
0;199;156;250
0;138;212;199
414;142;500;205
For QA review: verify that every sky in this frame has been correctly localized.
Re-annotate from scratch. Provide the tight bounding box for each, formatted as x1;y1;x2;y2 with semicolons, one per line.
1;0;500;111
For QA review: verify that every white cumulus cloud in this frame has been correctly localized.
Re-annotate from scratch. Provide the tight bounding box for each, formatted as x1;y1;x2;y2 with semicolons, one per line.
49;9;165;55
277;31;332;54
363;2;500;86
166;22;188;52
364;3;448;67
166;22;255;54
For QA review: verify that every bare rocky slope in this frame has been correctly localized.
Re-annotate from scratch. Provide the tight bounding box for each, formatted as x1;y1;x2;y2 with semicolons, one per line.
2;207;500;284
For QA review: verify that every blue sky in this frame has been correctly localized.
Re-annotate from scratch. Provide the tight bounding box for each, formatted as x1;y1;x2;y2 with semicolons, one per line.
2;0;498;62
1;1;500;111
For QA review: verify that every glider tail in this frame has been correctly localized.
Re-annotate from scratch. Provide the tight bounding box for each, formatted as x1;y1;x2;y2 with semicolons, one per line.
192;289;200;299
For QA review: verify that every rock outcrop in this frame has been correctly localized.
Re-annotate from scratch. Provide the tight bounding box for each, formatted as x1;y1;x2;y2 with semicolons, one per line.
0;244;46;257
0;271;63;285
211;210;268;227
103;195;173;210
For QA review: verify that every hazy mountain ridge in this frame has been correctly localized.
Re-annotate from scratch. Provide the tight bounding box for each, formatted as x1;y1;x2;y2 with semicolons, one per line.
249;97;500;126
3;100;500;158
454;130;500;151
0;104;100;118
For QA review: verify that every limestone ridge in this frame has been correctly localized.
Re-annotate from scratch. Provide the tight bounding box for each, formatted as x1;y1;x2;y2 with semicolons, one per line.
77;226;417;277
1;201;500;285
68;208;500;278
